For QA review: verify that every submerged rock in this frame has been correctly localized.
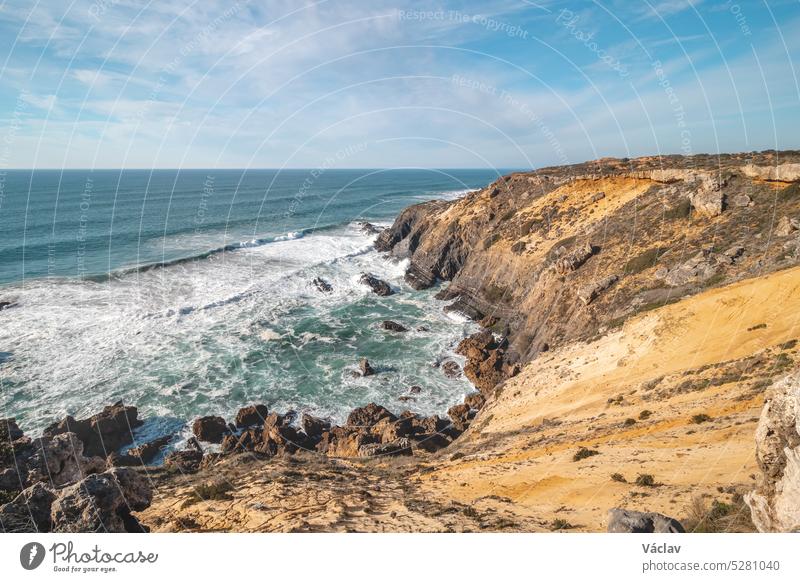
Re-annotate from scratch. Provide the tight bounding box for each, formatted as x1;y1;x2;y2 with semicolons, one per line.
359;273;394;296
381;320;408;332
312;277;333;293
607;508;685;533
359;358;376;377
129;434;174;464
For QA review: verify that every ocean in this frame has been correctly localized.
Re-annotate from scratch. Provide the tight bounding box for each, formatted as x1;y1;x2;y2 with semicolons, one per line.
0;168;500;449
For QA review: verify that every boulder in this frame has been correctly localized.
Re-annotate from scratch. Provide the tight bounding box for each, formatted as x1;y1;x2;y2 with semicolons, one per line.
0;418;23;441
577;275;618;305
441;360;462;378
300;413;330;440
318;427;377;457
381;320;408;332
346;403;396;428
688;175;725;217
43;402;143;458
464;393;486;410
448;403;472;431
106;452;142;467
745;369;800;532
164;449;203;473
409;385;422;394
192;416;228;443
607;508;685;533
655;251;719;287
234;404;269;428
359;358;376;377
359;273;394;296
50;468;152;533
26;432;105;487
776;216;800;237
0;482;56;532
553;242;595;274
312;277;333;293
128;434;174;464
410;432;452;453
733;193;752;207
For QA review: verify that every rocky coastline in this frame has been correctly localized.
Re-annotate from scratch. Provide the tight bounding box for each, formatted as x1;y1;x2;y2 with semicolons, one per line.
4;151;800;533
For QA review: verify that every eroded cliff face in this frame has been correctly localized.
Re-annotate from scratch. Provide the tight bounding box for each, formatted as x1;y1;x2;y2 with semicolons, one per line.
377;152;800;375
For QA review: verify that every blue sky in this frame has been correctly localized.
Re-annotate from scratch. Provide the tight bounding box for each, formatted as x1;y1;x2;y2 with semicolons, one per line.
0;0;798;169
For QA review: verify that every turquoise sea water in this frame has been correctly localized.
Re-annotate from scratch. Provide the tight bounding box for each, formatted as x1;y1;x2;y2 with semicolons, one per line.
0;169;500;447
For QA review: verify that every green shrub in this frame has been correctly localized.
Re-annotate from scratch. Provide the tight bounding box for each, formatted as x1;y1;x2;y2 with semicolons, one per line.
690;413;712;424
638;409;653;420
610;473;627;483
623;418;637;426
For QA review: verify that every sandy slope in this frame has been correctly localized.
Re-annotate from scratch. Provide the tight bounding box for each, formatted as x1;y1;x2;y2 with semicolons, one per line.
419;265;800;531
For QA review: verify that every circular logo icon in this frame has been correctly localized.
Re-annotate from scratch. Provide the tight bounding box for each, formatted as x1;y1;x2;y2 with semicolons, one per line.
20;542;46;570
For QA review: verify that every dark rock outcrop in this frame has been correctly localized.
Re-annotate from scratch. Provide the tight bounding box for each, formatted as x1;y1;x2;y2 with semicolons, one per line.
43;402;143;458
359;358;376;377
301;414;330;440
50;468;151;533
607;508;685;533
235;404;269;428
359;273;393;296
381;320;408;332
129;435;174;464
312;277;333;293
164;449;204;473
192;416;228;444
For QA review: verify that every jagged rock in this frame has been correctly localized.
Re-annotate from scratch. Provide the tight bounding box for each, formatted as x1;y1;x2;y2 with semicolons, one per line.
346;403;395;428
235;404;269;428
410;414;448;435
464;393;486;410
300;414;330;440
358;222;383;235
359;358;376;376
456;332;507;394
448;403;472;431
371;416;414;443
106;452;141;467
43;402;143;458
441;360;462;378
381;320;408;332
590;192;605;202
358;438;412;458
745;370;800;532
192;416;228;444
410;432;451;452
0;418;23;441
688;174;726;217
164;449;203;473
128;435;173;464
607;508;685;533
312;277;333;293
554;242;595;274
359;273;394;296
26;432;105;487
0;482;57;532
776;216;799;237
50;468;151;533
577;275;618;305
0;301;16;311
655;251;719;287
318;427;377;457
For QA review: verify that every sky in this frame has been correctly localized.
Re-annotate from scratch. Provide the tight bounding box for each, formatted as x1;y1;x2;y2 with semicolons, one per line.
0;0;798;169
